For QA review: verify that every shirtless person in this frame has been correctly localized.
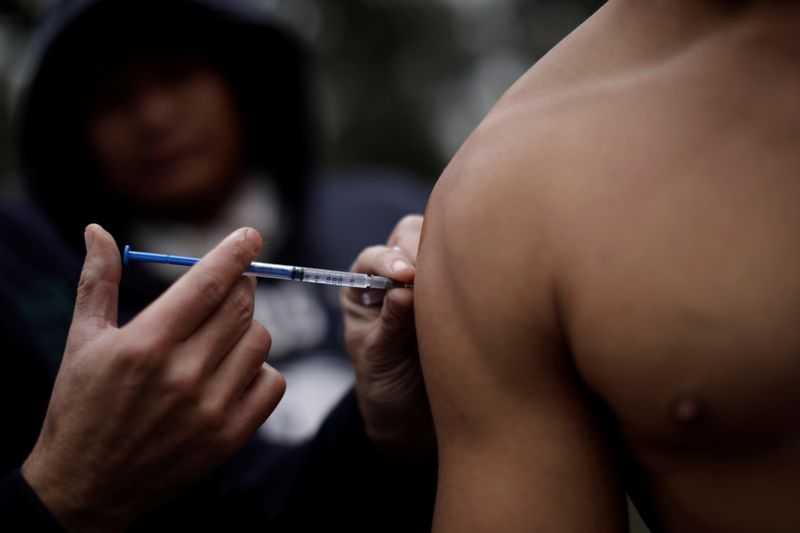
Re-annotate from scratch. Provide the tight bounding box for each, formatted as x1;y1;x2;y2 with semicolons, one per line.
415;1;800;531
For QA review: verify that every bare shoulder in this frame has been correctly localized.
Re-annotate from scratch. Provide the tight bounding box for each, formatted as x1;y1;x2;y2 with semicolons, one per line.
415;65;630;533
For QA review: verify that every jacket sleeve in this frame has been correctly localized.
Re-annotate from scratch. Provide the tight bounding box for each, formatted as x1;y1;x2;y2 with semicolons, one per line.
0;470;63;532
133;389;436;532
274;388;437;531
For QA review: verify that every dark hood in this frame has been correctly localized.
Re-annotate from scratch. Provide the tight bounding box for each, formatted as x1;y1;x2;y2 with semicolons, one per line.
14;0;316;253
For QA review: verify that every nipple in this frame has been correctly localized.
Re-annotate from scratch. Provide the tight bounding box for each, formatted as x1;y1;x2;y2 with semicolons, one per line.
670;396;704;428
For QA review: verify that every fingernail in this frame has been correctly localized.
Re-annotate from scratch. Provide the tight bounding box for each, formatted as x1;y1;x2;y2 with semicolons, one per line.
241;228;252;252
84;226;95;253
242;228;262;254
361;291;385;307
392;245;402;251
225;228;245;242
391;259;413;273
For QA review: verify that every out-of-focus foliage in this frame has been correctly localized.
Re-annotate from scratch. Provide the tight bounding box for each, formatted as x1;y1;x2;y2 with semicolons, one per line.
264;0;604;179
0;0;604;191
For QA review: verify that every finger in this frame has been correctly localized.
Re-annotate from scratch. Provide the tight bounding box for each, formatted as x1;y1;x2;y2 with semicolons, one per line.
71;224;121;339
224;365;285;447
133;227;261;342
374;288;416;350
343;245;415;306
387;214;423;262
183;276;257;373
351;245;415;281
211;321;272;406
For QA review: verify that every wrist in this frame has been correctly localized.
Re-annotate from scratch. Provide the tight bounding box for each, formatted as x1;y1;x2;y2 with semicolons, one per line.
21;449;75;530
21;446;126;532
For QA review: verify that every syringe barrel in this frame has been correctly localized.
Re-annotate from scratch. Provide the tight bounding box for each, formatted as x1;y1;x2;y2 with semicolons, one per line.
295;267;371;288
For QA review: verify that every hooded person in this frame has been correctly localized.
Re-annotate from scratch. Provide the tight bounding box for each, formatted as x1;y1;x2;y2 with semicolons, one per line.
18;0;433;438
0;0;434;530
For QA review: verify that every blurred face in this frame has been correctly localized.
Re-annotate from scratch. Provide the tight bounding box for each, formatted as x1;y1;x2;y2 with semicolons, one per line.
86;55;244;217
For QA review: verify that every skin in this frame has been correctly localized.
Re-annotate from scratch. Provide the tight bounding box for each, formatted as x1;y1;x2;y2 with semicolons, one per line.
415;1;800;531
22;225;285;531
86;55;245;218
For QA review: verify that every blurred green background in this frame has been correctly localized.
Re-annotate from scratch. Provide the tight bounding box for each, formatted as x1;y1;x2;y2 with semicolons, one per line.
0;0;604;190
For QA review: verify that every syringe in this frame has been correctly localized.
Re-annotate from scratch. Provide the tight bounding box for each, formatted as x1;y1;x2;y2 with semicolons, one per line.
123;245;412;290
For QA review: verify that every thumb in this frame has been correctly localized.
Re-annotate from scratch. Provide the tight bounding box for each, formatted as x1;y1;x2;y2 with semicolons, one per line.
374;289;416;351
71;224;121;336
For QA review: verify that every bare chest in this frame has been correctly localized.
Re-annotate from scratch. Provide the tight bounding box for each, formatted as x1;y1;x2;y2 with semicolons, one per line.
565;208;800;451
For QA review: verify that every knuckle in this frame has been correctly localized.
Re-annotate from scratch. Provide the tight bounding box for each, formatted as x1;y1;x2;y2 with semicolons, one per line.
224;370;285;446
198;398;225;431
276;371;287;394
75;266;100;304
76;268;96;295
365;244;385;255
263;369;286;407
240;326;270;366
195;270;228;307
230;284;255;321
113;336;163;373
166;360;204;397
396;214;422;231
250;322;272;353
391;215;423;241
358;245;382;262
350;245;384;272
387;216;422;253
267;369;287;399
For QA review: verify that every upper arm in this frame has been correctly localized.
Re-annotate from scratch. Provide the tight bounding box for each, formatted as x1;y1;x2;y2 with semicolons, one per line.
415;128;625;531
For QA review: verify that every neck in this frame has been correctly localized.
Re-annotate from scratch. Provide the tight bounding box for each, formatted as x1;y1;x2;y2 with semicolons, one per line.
607;0;745;46
594;0;800;67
